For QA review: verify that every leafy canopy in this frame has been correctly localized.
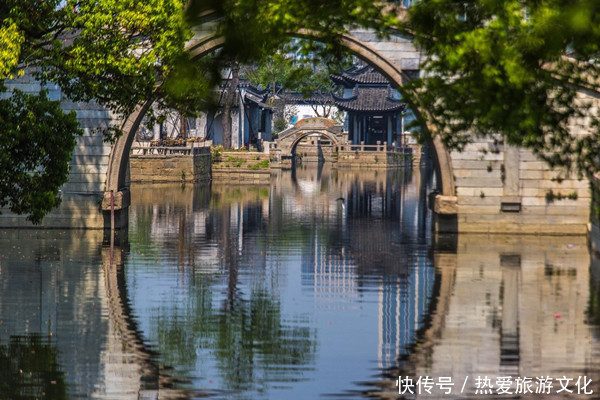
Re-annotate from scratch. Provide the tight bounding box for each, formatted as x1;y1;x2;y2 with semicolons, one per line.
1;0;195;222
402;0;600;177
9;0;600;222
0;90;80;223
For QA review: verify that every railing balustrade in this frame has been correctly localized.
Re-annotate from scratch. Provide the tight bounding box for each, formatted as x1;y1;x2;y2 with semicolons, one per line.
132;140;212;156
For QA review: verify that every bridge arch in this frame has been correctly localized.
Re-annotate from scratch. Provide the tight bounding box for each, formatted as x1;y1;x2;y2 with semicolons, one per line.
105;30;455;202
287;129;341;156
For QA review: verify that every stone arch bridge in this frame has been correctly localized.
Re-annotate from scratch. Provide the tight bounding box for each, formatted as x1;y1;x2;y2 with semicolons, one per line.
269;117;345;166
1;17;595;235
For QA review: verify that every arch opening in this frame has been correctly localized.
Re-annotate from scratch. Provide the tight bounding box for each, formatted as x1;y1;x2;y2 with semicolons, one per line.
288;130;340;155
105;30;456;218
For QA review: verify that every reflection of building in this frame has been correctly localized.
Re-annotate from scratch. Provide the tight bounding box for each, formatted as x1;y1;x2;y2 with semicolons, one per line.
0;231;109;398
301;229;359;309
378;263;435;369
332;64;407;146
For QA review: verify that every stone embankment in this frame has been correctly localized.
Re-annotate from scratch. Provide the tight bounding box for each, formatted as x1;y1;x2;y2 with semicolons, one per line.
211;150;271;184
129;146;211;183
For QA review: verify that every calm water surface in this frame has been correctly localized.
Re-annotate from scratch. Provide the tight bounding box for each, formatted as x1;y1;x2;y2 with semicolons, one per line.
1;164;600;399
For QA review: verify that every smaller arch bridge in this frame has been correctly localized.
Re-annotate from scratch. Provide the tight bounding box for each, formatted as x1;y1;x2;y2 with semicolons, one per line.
270;117;345;167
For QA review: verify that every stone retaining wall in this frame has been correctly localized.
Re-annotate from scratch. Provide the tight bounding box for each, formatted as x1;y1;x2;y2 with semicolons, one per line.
130;152;211;183
434;137;591;235
211;152;271;184
337;150;412;169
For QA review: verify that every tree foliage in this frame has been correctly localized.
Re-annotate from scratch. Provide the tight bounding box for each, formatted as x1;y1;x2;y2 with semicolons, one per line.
187;0;396;64
1;0;194;222
0;90;81;223
401;0;600;177
243;41;352;130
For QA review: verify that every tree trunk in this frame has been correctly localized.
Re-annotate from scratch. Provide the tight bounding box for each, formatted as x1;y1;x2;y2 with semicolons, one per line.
222;62;240;149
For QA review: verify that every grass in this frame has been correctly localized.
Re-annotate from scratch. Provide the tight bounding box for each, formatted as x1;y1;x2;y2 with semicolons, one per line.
249;160;269;170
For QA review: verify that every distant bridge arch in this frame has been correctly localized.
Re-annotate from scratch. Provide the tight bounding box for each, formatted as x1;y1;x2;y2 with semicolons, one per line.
275;117;343;156
105;29;456;202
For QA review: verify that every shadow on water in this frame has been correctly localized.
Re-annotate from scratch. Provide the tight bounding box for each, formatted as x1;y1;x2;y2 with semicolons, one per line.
0;334;66;399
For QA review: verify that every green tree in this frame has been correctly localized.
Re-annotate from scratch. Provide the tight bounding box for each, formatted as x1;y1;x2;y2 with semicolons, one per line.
244;41;352;131
0;90;80;223
0;0;198;222
401;0;600;178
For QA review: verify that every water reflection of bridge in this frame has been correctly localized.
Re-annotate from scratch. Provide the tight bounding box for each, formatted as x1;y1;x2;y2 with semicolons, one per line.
3;168;600;397
0;230;190;399
370;234;600;398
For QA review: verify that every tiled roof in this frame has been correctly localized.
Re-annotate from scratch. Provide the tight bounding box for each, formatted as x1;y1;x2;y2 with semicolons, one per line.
331;65;390;86
281;92;334;105
333;87;406;113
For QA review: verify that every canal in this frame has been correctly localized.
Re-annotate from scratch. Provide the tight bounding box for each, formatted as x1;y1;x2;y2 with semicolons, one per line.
1;164;600;398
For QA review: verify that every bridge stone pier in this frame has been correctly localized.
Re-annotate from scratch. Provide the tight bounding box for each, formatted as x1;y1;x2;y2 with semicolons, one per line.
0;22;595;235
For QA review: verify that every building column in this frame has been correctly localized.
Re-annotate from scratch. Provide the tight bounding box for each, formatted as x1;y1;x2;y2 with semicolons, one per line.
387;115;392;146
353;115;358;144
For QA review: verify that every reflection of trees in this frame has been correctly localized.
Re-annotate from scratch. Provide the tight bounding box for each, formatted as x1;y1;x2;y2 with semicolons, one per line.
129;188;317;393
0;334;66;400
154;281;315;392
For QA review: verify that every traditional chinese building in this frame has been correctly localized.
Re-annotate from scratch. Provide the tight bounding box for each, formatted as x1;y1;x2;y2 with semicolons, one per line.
135;81;273;150
206;81;273;149
332;64;407;146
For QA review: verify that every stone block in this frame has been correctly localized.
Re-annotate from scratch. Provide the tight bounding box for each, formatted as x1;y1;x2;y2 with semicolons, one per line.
73;144;111;157
348;31;379;42
401;58;420;70
434;195;458;215
520;169;543;180
67;172;106;184
521;179;542;189
520;161;546;170
518;150;542;162
519;205;548;215
69;163;109;175
76;136;107;146
457;196;502;206
72;154;109;167
451;160;491;169
101;189;130;211
520;188;544;197
455;177;503;188
458;205;500;214
62;181;105;193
